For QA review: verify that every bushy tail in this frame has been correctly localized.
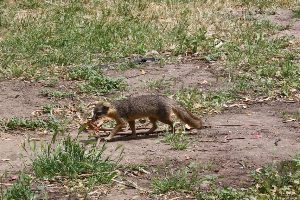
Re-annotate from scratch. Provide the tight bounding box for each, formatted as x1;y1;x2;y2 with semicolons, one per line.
172;105;203;129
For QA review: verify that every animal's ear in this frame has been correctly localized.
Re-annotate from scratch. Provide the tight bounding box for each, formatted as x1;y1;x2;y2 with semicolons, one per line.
87;101;99;109
102;102;111;111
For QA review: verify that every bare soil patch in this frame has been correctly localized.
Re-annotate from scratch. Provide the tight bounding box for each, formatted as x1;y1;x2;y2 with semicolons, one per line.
0;80;48;118
103;61;222;95
0;61;299;199
265;9;300;39
70;100;299;200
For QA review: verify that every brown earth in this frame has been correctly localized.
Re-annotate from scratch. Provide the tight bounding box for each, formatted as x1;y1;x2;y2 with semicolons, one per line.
1;67;299;199
0;8;300;200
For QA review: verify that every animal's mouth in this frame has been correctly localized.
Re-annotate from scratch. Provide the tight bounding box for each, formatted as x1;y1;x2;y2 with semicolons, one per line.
91;115;99;122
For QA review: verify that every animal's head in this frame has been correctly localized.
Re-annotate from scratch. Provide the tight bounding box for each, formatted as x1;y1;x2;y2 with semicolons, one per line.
91;102;111;121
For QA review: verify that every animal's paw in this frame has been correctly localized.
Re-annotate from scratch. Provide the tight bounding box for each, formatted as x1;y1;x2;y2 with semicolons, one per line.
104;136;113;141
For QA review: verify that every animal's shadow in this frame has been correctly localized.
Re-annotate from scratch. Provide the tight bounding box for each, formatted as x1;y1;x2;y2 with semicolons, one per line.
80;131;161;145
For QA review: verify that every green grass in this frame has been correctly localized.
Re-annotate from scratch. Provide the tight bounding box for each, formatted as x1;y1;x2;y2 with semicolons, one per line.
174;88;237;114
0;0;299;99
222;20;300;98
283;109;300;121
32;136;117;186
43;78;59;87
67;66;127;94
40;89;75;99
196;187;247;200
2;136;120;198
152;168;196;194
147;78;172;91
0;117;66;133
41;104;61;114
163;130;189;150
152;155;300;199
0;1;167;78
78;75;126;94
2;173;35;200
293;8;300;18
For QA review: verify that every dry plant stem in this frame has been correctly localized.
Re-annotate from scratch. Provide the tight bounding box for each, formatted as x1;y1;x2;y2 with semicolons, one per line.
94;129;165;138
112;178;151;193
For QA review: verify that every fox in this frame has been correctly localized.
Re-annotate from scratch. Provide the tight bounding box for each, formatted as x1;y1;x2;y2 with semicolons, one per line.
91;94;203;141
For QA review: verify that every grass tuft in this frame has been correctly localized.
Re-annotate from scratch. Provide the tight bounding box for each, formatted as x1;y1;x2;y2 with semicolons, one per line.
152;169;195;194
174;88;236;114
151;155;300;199
293;8;300;18
32;136;117;186
40;89;75;99
78;75;126;94
67;66;127;94
2;173;35;200
0;117;66;133
163;130;189;150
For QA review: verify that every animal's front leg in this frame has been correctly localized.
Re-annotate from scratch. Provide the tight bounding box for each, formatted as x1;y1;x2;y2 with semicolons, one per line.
105;120;126;141
128;120;136;138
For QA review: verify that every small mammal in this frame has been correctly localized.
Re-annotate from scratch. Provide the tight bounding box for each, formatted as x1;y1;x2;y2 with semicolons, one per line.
92;94;203;141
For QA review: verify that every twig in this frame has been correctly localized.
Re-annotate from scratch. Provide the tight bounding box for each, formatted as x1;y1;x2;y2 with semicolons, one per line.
0;183;13;186
94;129;164;138
139;168;151;175
216;124;243;127
198;140;216;142
112;178;150;193
225;137;246;140
96;137;102;147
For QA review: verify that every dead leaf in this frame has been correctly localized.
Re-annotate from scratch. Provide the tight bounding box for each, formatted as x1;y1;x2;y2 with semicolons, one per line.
1;159;10;161
140;69;146;75
201;80;208;84
286;118;296;122
31;110;43;116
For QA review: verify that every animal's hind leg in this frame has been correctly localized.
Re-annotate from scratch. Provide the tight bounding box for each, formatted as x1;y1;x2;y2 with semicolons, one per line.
128;120;136;138
146;117;158;135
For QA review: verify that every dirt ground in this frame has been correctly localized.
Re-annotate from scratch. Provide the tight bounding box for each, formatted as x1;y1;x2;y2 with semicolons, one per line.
0;9;300;200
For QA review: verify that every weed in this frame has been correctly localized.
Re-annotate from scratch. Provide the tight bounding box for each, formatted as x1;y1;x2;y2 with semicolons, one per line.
119;163;149;176
2;173;35;200
252;159;300;198
0;117;66;133
152;168;195;194
40;89;75;99
32;136;117;186
196;187;247;200
174;88;236;114
163;130;189;150
78;75;126;94
0;118;46;130
282;109;300;121
151;155;300;198
67;66;126;94
42;104;61;114
195;156;300;199
117;62;138;71
147;78;172;91
43;78;59;87
0;0;299;100
293;8;300;18
67;66;102;81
